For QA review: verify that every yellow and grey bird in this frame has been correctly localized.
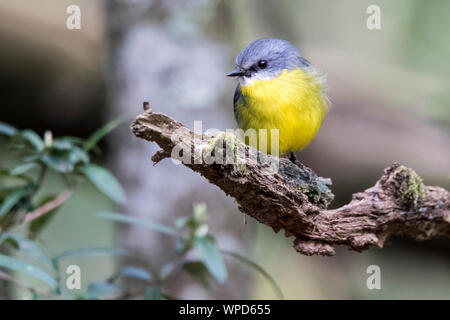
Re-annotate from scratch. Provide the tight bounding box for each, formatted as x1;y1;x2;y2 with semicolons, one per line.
227;38;328;161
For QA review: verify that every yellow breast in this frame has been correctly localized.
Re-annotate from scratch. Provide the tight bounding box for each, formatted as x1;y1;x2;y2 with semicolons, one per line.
237;68;328;155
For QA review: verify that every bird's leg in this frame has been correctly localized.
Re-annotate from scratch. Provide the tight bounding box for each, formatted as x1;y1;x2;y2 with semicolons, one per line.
289;152;313;177
289;152;305;169
289;152;298;163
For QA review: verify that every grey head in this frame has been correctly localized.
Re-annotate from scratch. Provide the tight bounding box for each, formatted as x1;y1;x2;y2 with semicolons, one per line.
227;38;310;84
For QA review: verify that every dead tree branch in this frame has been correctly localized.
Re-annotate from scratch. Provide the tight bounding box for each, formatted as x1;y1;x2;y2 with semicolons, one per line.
131;105;450;256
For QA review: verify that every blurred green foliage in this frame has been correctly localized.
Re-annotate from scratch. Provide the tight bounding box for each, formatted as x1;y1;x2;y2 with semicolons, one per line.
93;203;283;299
0;121;281;299
0;118;128;298
0;118;128;233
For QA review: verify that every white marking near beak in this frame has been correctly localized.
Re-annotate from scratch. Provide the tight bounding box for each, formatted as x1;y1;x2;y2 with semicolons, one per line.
238;71;280;86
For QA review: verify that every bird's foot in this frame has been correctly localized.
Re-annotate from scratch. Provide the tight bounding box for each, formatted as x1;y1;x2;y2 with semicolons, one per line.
289;152;304;168
289;152;315;177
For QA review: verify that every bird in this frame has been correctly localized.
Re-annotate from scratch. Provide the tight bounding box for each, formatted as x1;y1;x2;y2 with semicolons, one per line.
227;38;329;163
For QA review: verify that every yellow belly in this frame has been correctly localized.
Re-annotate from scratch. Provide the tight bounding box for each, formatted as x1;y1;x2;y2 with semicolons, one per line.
237;68;328;155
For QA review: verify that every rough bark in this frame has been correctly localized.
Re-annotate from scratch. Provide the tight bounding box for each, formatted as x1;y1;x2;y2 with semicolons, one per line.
131;105;450;256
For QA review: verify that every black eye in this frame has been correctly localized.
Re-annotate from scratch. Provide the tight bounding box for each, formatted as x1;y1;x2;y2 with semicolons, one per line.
258;60;267;69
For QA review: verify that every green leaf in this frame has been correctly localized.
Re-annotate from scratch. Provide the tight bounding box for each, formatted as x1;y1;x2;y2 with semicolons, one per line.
10;162;38;176
83;115;129;152
0;233;54;272
159;260;178;279
41;153;74;173
177;203;209;233
0;169;32;183
95;211;179;237
47;136;87;153
21;130;44;151
51;138;76;150
41;147;89;173
58;136;85;145
78;164;126;204
86;281;122;299
175;216;188;229
120;266;152;281
0;188;28;219
68;147;89;164
144;286;162;300
0;254;57;288
175;216;198;231
53;247;127;264
182;261;212;288
0;233;8;247
221;250;284;299
0;121;17;136
22;154;41;163
193;236;227;284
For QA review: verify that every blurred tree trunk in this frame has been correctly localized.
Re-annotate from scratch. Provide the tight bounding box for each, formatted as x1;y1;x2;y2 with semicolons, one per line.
105;0;253;299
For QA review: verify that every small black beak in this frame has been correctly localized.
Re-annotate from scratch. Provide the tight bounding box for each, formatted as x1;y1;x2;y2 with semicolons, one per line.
227;67;245;77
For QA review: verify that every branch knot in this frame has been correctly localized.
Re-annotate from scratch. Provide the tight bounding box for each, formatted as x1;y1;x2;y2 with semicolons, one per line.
380;163;426;210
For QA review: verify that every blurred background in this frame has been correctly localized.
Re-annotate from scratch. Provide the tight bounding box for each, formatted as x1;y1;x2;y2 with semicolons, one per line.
0;0;449;299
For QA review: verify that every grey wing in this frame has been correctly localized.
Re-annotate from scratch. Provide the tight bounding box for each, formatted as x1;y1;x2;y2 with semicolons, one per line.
233;84;243;126
297;56;310;67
